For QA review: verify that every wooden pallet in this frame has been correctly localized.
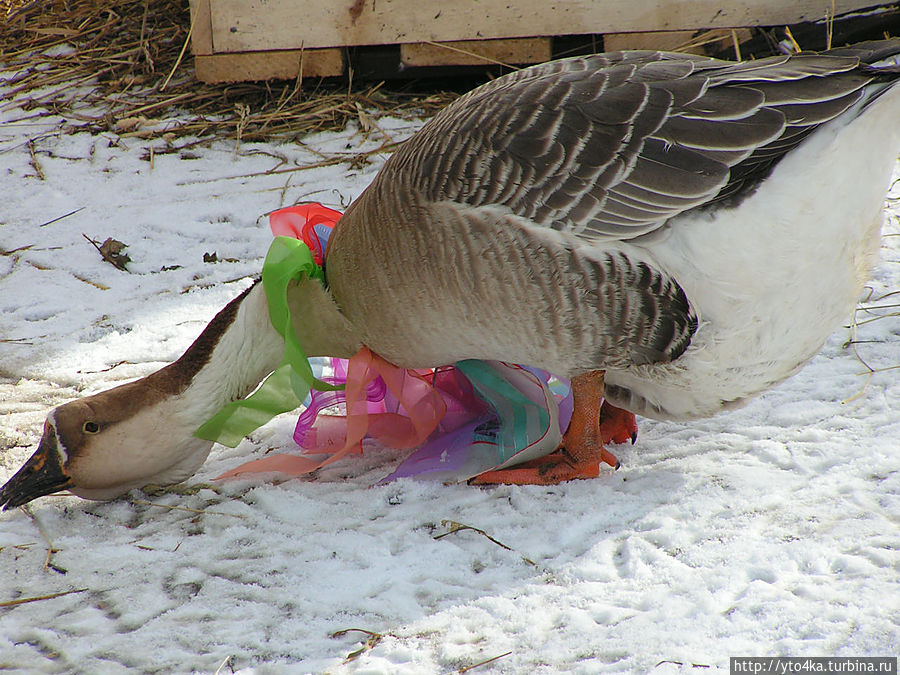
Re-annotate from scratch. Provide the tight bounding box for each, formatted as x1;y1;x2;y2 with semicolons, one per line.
189;0;893;83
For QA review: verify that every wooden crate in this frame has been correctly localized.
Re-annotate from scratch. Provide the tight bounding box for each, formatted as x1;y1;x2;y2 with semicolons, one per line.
189;0;891;83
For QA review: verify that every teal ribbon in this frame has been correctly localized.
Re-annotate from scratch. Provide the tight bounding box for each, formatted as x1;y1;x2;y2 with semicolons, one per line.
455;360;552;464
195;236;342;447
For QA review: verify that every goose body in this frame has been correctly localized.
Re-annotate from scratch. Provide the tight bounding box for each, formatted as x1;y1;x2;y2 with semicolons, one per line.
3;41;900;506
326;45;900;421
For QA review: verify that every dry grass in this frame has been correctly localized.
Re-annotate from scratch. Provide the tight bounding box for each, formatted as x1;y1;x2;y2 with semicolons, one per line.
0;0;458;146
0;588;88;608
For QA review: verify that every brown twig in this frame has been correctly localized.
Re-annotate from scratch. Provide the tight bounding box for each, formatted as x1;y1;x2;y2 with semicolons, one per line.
26;139;44;180
654;660;710;669
21;505;66;574
71;273;110;290
212;655;235;674
177;142;402;186
0;244;34;255
841;286;900;403
39;206;85;227
79;360;133;374
434;520;536;566
0;588;88;608
826;0;836;50
331;628;386;662
784;26;803;52
160;3;193;91
458;651;513;673
421;40;519;70
731;29;742;61
130;499;247;519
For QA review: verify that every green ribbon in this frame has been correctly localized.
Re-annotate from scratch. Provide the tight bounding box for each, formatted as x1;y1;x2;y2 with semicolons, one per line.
194;236;342;447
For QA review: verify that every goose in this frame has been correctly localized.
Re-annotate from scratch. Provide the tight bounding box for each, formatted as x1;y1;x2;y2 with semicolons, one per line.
3;40;900;509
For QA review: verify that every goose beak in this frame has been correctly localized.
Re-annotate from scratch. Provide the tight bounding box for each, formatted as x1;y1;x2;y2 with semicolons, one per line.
0;432;72;510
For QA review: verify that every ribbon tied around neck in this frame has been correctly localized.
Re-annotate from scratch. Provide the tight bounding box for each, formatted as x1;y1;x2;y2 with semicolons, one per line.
194;204;344;448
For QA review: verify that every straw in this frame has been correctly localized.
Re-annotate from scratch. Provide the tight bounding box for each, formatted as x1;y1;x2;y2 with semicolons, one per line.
1;0;457;146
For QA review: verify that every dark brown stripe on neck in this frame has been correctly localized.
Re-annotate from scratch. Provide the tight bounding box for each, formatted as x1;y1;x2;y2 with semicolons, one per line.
149;279;260;395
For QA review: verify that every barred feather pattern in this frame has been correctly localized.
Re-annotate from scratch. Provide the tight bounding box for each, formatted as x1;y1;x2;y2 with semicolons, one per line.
385;202;700;370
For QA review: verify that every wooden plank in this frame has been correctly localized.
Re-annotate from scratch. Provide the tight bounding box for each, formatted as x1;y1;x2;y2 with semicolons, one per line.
603;28;753;56
604;30;707;54
194;49;345;83
188;0;213;55
401;38;551;68
210;0;878;53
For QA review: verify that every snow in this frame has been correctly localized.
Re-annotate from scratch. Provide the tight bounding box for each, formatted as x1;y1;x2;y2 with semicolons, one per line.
1;61;899;674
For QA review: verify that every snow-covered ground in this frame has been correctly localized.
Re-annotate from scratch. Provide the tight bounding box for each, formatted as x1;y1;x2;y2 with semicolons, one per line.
1;61;898;674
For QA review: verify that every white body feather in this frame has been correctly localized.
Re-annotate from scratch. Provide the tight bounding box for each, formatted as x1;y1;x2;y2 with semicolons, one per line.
607;84;900;419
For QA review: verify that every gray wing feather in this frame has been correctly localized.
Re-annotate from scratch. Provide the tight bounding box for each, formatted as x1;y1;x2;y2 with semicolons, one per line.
703;55;858;82
389;46;893;241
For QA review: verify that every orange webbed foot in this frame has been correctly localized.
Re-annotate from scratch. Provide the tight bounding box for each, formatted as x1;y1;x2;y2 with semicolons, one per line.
470;447;618;485
472;371;628;486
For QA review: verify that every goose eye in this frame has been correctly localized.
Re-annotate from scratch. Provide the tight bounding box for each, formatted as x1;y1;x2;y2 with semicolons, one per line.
83;421;100;434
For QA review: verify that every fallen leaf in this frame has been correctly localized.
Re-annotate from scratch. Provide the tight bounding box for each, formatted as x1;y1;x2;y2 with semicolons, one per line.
83;234;131;271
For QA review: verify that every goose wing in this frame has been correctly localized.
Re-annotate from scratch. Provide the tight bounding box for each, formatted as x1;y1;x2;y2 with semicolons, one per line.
387;48;877;240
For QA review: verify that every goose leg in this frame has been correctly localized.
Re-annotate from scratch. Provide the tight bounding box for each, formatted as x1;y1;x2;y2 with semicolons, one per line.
471;370;628;485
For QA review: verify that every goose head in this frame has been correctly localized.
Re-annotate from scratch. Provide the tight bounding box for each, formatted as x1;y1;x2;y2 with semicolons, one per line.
0;382;217;507
1;277;361;509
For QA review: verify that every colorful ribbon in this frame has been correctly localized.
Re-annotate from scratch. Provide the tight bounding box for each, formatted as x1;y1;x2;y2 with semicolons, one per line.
194;230;341;447
201;203;605;483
